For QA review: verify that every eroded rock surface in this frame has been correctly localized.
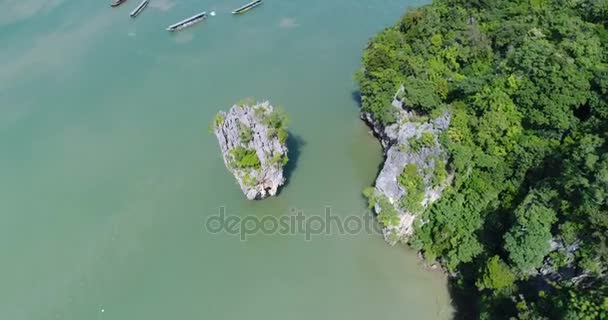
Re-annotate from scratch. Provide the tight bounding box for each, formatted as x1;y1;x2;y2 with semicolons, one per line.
363;87;452;244
213;101;289;200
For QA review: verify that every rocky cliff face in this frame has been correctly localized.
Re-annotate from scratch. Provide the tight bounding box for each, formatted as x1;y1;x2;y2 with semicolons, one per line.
213;101;289;200
363;87;452;245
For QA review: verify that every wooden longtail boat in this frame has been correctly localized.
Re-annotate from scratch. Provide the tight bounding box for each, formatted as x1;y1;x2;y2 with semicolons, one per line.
232;0;263;14
111;0;127;8
130;0;149;18
166;11;208;31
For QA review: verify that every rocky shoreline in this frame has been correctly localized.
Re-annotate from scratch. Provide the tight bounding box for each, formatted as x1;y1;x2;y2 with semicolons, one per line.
213;101;289;200
362;86;452;245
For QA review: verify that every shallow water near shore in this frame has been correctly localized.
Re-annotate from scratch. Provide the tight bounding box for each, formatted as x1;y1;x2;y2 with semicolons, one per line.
0;0;452;318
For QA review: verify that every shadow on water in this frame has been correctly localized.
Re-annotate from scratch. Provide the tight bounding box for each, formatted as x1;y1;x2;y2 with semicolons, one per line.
447;262;480;320
282;133;306;189
351;90;362;108
351;90;385;178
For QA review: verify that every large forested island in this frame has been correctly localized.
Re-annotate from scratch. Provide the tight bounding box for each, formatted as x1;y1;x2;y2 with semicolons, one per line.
357;0;608;318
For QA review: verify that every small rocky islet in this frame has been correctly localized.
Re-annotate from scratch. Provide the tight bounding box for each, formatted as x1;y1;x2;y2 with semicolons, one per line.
212;101;289;200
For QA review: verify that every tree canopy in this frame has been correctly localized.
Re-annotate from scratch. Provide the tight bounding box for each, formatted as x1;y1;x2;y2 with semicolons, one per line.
357;0;608;318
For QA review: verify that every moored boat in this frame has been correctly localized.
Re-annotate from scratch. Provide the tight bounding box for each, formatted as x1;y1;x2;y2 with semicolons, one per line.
130;0;149;17
166;11;208;31
232;0;263;14
111;0;127;7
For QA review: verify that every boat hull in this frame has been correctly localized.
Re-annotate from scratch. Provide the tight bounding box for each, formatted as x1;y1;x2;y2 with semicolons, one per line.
166;12;208;32
111;0;127;7
130;0;149;17
232;0;263;14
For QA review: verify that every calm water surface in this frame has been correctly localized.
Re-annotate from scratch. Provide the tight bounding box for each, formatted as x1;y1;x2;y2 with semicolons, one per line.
0;0;452;318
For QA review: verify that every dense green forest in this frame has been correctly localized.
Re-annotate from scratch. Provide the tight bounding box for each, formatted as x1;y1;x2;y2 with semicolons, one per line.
356;0;608;318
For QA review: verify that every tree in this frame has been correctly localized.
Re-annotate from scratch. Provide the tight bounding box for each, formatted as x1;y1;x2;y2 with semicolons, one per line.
504;190;557;274
476;255;515;291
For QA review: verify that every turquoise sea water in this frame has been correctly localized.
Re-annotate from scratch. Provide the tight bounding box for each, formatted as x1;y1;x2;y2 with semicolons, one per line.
0;0;452;318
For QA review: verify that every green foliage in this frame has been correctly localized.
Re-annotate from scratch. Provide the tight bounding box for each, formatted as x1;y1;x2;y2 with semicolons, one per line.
420;132;436;147
254;105;266;118
431;156;448;187
504;190;557;274
211;113;224;131
357;0;608;316
408;132;436;152
557;286;608;320
363;187;377;208
230;146;261;169
376;195;401;228
408;113;431;123
263;107;290;145
269;152;288;167
430;34;442;47
364;188;400;229
399;164;426;213
277;129;288;145
363;187;400;227
401;77;442;112
242;172;257;187
476;256;516;291
262;107;290;130
399;164;421;189
237;97;255;106
239;122;253;144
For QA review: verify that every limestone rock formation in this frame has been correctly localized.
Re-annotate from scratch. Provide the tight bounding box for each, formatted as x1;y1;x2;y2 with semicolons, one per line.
363;86;452;244
213;101;289;200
